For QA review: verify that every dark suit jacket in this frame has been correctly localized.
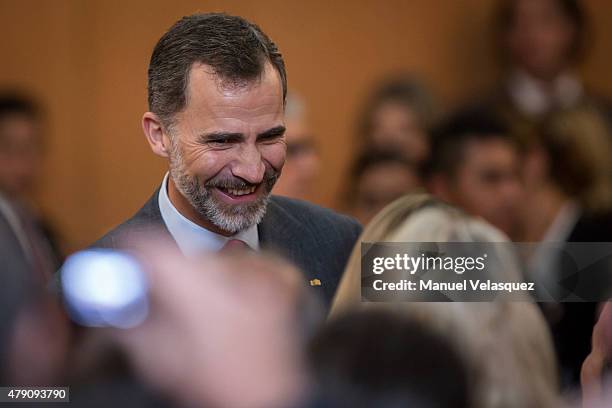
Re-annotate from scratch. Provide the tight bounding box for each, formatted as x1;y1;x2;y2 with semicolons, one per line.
549;211;612;389
0;200;33;374
92;190;362;307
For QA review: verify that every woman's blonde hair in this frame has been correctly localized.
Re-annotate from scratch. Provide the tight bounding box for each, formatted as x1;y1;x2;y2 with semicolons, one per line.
331;194;561;408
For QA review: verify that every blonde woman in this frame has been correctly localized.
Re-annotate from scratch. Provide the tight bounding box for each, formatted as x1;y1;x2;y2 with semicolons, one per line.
331;194;561;408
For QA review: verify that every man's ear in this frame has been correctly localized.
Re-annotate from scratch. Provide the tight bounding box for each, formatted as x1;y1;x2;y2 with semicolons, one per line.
142;112;171;158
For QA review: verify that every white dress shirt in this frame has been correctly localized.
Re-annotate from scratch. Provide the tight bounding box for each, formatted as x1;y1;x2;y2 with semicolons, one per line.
158;173;259;256
507;70;584;117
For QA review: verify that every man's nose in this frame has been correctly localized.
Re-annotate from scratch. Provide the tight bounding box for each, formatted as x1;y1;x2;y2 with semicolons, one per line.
231;145;265;184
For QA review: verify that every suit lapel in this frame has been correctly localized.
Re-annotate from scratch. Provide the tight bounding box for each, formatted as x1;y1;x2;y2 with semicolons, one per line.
132;188;177;249
258;198;319;282
258;198;301;258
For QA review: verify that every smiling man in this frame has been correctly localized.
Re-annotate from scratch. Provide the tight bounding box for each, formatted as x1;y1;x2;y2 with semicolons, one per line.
92;13;361;305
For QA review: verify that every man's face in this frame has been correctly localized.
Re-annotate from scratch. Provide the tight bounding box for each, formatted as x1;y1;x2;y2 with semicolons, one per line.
370;102;429;164
505;0;575;79
353;162;419;225
166;62;286;234
0;114;42;197
448;139;522;238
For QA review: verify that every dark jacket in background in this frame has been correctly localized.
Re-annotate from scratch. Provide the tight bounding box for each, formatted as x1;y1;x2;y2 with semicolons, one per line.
551;212;612;389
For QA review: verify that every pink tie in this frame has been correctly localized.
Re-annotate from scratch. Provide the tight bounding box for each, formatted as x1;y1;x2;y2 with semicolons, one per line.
220;239;251;253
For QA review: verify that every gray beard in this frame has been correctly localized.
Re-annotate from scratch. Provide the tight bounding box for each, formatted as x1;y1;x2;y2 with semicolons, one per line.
168;143;278;234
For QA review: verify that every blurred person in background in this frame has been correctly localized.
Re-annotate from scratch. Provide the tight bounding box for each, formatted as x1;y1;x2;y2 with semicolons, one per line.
308;308;470;408
357;75;436;165
0;123;71;387
519;108;612;243
332;194;525;309
455;0;611;144
0;210;70;387
519;108;612;389
344;150;421;225
91;13;361;307
272;92;320;202
0;93;63;274
423;112;523;240
29;237;322;407
331;194;561;407
90;242;323;408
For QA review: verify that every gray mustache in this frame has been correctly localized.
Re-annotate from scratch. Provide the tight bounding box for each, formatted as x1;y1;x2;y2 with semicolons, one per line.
205;170;279;190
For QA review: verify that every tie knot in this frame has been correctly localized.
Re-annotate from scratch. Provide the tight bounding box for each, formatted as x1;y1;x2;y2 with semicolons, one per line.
221;239;250;253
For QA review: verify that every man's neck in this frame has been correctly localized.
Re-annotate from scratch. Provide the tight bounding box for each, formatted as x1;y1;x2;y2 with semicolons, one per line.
167;176;233;237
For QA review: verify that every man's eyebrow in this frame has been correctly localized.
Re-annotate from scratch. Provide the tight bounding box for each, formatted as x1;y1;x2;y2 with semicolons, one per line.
196;126;286;143
257;125;286;139
197;132;244;143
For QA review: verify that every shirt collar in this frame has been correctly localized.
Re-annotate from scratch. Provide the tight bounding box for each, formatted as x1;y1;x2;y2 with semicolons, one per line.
507;69;583;117
158;173;259;255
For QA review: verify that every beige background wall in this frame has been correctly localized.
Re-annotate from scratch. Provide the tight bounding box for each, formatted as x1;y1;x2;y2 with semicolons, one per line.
1;0;611;250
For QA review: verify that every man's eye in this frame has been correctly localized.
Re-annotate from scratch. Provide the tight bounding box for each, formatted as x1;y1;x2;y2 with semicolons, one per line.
208;139;233;146
258;134;283;144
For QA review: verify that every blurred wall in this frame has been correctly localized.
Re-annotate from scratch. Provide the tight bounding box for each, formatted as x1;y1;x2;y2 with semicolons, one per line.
1;0;611;250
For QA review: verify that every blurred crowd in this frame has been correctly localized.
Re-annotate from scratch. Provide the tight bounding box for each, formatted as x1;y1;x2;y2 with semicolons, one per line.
3;0;612;407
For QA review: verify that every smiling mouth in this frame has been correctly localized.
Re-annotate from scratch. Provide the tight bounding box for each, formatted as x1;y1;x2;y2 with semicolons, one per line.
216;185;258;198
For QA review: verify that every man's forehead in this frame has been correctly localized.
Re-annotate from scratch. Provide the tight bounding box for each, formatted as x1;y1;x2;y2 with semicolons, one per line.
176;62;284;134
186;62;283;103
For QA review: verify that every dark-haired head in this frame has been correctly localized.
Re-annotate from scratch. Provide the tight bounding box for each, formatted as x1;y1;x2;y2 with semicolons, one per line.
424;111;522;238
144;13;287;236
148;13;287;129
346;149;420;225
0;93;41;123
423;112;514;179
358;75;435;164
0;92;44;197
496;0;588;79
308;309;471;408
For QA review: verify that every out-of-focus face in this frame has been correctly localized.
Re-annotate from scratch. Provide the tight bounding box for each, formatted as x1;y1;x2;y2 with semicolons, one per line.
272;115;319;201
370;102;429;164
0;114;42;198
164;62;286;235
353;162;420;225
505;0;576;79
447;139;522;238
110;244;308;408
